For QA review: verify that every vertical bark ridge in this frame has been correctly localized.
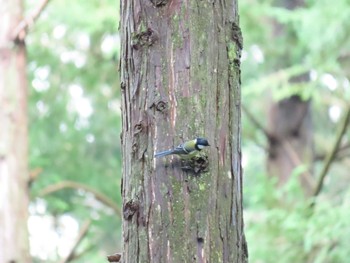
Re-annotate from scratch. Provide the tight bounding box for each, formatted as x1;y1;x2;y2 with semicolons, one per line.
121;0;246;262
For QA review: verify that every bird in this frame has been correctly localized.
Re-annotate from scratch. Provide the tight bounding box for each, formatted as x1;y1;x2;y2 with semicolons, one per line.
155;137;210;158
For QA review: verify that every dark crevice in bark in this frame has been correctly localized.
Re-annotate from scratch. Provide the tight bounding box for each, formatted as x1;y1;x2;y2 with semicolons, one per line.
121;0;245;261
150;0;169;7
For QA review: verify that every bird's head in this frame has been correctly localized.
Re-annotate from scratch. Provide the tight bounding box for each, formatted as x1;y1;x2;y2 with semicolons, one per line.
195;137;210;150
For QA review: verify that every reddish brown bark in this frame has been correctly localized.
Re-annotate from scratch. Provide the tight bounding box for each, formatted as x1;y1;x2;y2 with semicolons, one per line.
0;0;31;262
120;0;246;262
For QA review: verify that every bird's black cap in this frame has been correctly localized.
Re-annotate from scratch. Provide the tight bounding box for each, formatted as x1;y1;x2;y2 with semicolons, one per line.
196;137;210;146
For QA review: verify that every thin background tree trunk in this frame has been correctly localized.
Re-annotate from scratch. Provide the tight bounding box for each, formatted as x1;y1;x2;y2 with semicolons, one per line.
0;0;31;262
120;1;247;262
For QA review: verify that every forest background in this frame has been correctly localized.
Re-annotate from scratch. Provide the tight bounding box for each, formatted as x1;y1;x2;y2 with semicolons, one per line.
2;0;350;262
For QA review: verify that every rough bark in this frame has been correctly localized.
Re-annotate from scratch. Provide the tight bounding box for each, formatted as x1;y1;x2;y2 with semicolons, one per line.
0;1;31;262
120;1;246;262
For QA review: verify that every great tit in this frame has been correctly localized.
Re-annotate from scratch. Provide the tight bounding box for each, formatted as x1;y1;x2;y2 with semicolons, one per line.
155;137;210;158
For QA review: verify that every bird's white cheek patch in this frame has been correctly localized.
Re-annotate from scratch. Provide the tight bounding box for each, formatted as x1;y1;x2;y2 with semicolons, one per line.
198;145;204;150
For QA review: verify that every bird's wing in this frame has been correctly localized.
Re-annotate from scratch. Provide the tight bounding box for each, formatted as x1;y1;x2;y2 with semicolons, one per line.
172;143;190;154
155;141;193;158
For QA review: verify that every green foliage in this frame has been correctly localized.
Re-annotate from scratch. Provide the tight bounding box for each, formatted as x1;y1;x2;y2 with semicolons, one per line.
26;0;121;261
240;0;350;262
240;0;350;101
24;0;350;261
244;173;350;263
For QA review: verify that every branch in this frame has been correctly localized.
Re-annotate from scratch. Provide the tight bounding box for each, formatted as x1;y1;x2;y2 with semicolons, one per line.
38;180;121;217
314;143;350;161
242;104;272;141
244;64;309;96
66;244;95;262
59;220;91;263
12;0;51;42
28;167;43;187
243;100;315;194
281;140;315;193
312;103;350;197
334;145;350;160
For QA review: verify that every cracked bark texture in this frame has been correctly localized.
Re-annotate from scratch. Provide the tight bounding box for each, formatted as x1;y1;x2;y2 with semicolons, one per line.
120;1;246;262
0;0;31;262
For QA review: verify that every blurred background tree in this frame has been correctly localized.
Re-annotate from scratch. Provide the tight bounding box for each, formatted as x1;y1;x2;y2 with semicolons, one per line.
0;0;31;262
2;0;348;262
240;0;350;262
26;0;122;262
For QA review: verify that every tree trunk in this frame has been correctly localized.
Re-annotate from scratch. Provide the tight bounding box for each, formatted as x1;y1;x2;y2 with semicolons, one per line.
267;96;314;194
0;1;31;262
120;1;246;262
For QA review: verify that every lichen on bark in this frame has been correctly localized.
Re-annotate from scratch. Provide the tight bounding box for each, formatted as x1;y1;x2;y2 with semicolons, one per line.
120;0;247;262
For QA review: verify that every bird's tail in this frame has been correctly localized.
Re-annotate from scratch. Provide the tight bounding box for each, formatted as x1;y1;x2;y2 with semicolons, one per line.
154;149;174;158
